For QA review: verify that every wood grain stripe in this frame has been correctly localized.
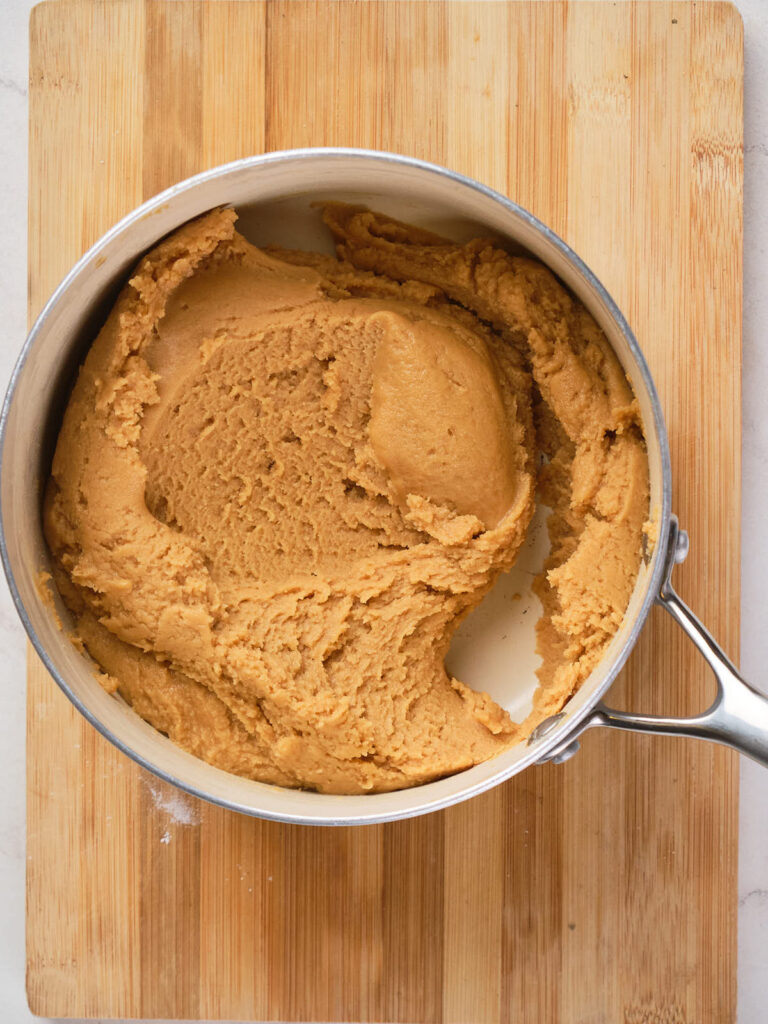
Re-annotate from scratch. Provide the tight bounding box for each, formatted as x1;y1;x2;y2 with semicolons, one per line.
201;1;267;169
382;815;445;1024
443;790;504;1024
685;4;742;1021
138;775;202;1019
143;0;203;199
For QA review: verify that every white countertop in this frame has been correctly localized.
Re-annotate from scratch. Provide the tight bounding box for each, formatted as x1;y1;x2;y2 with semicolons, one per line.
1;1;766;1020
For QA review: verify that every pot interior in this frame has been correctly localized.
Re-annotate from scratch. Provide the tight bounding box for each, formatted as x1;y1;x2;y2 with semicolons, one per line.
1;152;669;823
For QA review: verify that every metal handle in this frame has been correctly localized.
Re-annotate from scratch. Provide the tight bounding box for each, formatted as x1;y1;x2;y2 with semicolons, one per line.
585;516;768;767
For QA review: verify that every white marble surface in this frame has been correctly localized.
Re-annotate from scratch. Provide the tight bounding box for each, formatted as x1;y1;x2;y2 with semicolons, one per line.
0;1;766;1020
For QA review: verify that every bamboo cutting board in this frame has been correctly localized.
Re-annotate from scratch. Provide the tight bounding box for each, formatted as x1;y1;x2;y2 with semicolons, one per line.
26;2;743;1020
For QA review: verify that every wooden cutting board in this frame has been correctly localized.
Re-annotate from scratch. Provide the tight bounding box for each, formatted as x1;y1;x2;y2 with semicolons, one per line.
26;2;743;1020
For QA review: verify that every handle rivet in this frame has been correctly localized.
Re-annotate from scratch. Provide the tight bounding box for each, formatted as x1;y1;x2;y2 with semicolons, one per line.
674;528;690;564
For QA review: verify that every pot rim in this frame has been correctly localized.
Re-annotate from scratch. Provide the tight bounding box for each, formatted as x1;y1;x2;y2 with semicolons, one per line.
0;147;673;824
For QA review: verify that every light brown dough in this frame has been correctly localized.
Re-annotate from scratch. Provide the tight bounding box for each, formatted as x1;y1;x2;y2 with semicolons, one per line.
44;204;648;793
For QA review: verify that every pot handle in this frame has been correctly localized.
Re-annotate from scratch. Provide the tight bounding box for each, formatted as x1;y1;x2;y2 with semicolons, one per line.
582;516;768;767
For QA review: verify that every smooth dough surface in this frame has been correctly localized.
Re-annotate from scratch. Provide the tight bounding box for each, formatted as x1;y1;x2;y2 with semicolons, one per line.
44;204;648;793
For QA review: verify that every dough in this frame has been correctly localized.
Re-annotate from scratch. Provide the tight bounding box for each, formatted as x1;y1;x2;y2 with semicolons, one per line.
43;204;648;794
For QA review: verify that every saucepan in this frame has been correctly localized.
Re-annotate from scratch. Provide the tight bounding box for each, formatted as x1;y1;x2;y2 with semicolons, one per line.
2;149;766;825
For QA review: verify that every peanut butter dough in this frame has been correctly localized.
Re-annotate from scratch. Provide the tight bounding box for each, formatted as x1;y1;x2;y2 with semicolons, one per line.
44;204;649;794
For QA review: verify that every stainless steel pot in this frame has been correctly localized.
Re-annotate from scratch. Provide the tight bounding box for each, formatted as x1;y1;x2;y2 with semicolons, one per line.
2;148;766;825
